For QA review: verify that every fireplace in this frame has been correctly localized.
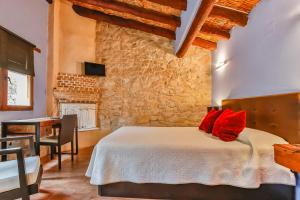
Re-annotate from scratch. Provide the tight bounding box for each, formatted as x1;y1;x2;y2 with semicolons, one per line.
60;103;97;130
53;73;102;130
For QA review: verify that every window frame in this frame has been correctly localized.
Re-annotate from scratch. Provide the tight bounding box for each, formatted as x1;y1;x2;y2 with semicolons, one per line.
0;68;34;111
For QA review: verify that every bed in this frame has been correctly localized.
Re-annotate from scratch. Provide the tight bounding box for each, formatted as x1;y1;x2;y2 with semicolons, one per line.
86;92;300;200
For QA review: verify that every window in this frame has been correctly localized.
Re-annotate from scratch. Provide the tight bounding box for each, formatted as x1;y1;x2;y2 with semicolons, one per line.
8;70;31;106
0;26;35;111
0;68;33;111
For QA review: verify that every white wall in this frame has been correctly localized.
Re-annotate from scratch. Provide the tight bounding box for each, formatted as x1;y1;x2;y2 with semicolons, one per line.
0;0;49;121
212;0;300;106
58;0;96;74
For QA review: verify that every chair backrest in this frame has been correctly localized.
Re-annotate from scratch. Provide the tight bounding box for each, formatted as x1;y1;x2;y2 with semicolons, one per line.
59;114;78;145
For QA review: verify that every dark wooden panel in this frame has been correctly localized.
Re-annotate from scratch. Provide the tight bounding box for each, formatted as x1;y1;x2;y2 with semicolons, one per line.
99;182;294;200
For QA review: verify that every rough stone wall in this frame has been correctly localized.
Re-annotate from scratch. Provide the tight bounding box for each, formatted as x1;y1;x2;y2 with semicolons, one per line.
96;22;211;130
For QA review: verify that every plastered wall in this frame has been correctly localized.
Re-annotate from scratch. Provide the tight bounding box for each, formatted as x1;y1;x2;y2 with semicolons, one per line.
0;0;48;121
212;0;300;105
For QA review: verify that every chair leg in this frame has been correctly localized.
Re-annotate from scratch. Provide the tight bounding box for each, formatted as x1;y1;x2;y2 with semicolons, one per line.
50;146;54;160
58;145;62;170
71;140;74;162
21;188;30;200
53;128;56;136
22;196;30;200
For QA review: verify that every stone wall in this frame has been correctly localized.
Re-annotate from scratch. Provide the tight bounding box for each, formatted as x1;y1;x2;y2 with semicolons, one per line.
96;22;212;130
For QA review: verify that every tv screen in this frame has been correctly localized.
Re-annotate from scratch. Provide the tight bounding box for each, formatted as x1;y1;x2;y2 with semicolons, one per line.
84;62;105;76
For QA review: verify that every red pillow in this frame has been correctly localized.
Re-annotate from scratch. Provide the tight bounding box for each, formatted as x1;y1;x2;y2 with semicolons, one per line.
212;109;246;142
199;109;223;133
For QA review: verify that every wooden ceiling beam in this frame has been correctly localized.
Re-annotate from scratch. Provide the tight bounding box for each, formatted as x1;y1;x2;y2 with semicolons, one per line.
192;37;217;50
146;0;187;10
200;24;230;40
210;5;248;27
70;0;180;28
72;5;176;40
176;0;217;57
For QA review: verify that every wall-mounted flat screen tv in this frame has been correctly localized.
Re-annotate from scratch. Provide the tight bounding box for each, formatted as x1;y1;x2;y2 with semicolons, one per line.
84;62;105;76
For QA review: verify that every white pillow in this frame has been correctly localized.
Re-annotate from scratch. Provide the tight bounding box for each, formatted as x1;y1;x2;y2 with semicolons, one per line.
237;127;288;147
237;128;251;145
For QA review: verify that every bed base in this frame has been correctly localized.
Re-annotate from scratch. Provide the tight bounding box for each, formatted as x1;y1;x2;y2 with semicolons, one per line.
98;182;294;200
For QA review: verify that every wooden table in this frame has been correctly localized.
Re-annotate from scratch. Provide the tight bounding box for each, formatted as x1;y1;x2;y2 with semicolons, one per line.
1;117;79;161
274;144;300;200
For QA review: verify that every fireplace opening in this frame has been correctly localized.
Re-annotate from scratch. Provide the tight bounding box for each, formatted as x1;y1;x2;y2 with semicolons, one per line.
59;103;97;131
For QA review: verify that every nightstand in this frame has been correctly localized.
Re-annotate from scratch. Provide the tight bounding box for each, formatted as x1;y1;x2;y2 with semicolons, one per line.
274;144;300;200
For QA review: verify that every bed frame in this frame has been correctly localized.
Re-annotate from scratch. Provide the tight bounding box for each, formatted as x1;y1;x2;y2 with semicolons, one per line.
98;92;300;200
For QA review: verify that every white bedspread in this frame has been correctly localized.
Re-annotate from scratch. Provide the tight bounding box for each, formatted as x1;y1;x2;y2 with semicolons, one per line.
86;127;295;188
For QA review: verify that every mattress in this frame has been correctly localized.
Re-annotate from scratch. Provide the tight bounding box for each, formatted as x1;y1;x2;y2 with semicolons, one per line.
86;126;295;188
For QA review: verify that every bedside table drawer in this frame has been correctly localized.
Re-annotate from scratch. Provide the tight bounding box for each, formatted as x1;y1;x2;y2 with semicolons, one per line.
274;144;300;173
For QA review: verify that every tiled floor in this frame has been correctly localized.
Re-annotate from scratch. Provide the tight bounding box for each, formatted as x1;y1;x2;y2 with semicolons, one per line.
31;130;143;200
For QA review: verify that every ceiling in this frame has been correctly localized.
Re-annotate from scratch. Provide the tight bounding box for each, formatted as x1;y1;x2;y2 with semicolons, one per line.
48;0;261;57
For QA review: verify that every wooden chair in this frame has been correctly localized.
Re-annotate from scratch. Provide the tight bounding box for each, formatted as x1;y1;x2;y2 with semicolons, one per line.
40;114;77;170
0;136;43;200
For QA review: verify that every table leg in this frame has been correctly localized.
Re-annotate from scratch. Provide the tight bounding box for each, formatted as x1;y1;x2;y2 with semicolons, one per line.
1;123;8;161
35;123;41;156
75;126;79;155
